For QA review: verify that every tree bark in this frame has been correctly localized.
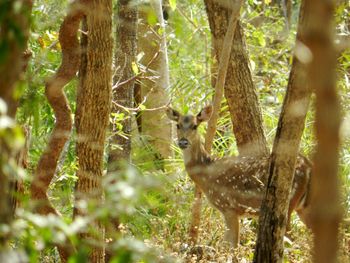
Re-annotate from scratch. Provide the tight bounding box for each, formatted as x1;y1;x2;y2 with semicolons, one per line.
74;0;113;262
30;2;84;260
0;0;32;253
136;0;172;162
305;1;342;262
204;0;269;158
108;0;137;173
253;0;312;261
106;0;137;261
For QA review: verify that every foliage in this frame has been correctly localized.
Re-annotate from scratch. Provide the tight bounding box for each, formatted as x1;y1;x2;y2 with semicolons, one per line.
2;0;349;262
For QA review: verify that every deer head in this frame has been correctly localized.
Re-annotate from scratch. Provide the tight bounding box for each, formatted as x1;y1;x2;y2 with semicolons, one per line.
166;105;213;150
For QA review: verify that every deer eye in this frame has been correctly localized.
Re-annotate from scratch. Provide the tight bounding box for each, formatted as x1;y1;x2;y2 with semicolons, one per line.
176;124;180;129
192;125;198;130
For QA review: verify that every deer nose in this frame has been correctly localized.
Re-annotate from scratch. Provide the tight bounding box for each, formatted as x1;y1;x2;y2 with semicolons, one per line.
178;138;189;149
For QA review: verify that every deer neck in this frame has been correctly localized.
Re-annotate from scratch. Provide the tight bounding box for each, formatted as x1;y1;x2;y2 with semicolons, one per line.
182;136;212;170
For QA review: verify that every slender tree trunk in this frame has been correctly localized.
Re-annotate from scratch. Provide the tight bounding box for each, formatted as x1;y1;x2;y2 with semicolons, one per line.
204;0;269;158
305;1;342;262
74;0;113;261
30;2;84;260
105;0;137;261
253;0;312;261
108;0;137;172
0;0;32;254
136;0;172;162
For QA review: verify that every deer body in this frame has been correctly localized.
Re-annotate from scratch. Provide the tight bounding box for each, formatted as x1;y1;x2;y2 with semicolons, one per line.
167;105;312;247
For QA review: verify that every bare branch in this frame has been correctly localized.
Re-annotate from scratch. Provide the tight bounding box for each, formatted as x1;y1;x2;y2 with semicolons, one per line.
204;0;242;152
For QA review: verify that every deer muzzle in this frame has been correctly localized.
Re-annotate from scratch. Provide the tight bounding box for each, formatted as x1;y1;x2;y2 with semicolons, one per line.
178;138;189;149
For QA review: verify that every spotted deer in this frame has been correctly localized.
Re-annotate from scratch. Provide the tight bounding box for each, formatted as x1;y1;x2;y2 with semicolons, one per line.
166;105;313;247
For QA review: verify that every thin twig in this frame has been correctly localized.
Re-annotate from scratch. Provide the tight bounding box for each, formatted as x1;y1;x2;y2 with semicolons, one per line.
112;49;161;90
112;100;170;112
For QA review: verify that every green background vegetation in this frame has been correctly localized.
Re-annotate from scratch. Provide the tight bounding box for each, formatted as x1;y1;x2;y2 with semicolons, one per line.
7;0;350;262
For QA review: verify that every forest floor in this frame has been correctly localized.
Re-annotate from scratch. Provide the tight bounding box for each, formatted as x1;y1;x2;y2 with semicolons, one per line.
145;214;350;262
127;192;350;262
126;164;350;263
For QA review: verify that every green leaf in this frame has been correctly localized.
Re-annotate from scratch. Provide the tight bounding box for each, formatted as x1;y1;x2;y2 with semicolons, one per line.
131;61;139;74
147;11;157;26
169;0;176;10
139;104;146;111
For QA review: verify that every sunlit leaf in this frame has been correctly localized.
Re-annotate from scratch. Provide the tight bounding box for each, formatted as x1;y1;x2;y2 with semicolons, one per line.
131;61;139;74
169;0;176;10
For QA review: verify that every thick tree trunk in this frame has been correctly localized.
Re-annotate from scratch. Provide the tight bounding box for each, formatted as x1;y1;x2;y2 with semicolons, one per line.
74;0;113;261
305;1;342;262
0;0;32;255
106;0;137;261
204;0;269;158
253;0;312;261
136;0;172;161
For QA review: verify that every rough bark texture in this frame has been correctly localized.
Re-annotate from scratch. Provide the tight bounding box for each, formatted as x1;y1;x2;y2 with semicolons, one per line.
188;0;242;244
106;0;137;260
108;0;137;172
253;0;312;261
306;0;342;262
204;0;269;158
0;0;32;254
30;2;84;260
136;0;172;160
74;0;113;262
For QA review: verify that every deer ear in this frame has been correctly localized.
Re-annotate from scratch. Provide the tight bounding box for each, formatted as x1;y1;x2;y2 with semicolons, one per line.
166;107;181;121
197;105;213;123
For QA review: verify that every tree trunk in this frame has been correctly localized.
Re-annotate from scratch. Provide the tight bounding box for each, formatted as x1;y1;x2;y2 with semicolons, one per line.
105;0;137;261
74;0;113;262
30;2;84;260
253;0;312;261
204;0;269;158
108;0;137;172
305;0;342;262
136;0;172;162
0;0;32;255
